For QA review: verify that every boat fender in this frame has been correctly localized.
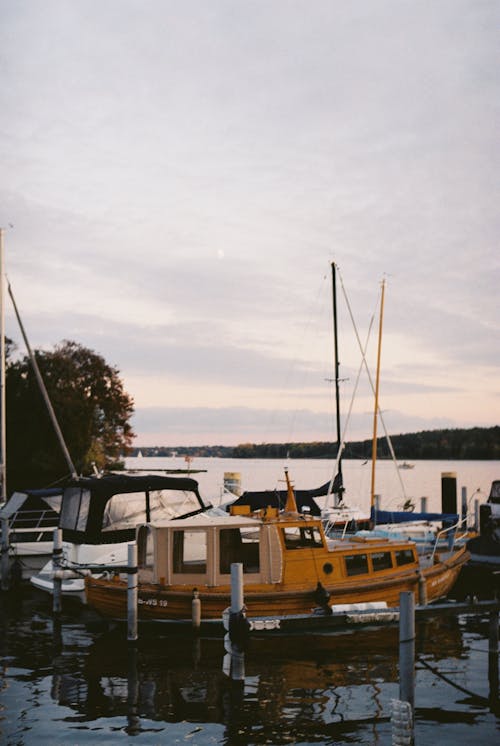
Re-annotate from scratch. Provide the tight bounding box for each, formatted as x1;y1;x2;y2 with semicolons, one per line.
229;610;251;651
314;581;333;615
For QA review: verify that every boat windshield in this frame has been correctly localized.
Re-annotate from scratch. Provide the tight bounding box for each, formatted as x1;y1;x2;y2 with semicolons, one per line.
59;488;91;532
282;526;323;550
102;489;202;530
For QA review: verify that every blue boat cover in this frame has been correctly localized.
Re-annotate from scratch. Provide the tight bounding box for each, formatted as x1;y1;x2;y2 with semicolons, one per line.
370;507;459;525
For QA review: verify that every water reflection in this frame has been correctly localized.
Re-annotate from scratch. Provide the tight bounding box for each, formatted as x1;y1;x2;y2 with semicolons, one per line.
0;590;498;745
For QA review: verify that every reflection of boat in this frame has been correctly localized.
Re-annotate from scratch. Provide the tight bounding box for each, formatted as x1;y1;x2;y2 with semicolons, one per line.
398;462;414;469
86;469;469;630
0;487;62;580
47;613;465;734
31;473;211;600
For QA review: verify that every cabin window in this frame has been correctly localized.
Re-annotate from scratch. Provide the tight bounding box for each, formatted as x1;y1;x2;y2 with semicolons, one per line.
371;551;393;571
395;549;415;566
59;488;91;531
173;530;207;574
282;526;323;550
345;553;369;576
219;528;260;574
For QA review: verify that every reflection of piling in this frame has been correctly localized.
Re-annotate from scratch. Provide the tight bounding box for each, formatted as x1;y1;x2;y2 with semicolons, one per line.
489;593;499;704
126;645;140;735
1;517;9;591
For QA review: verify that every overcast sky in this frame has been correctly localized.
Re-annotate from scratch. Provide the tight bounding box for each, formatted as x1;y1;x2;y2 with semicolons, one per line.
1;0;498;447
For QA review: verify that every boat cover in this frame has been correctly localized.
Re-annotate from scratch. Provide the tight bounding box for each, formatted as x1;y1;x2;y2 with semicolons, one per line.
228;485;325;516
370;507;459;525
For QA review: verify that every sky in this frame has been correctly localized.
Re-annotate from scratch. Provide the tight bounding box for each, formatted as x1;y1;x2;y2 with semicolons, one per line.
1;0;498;447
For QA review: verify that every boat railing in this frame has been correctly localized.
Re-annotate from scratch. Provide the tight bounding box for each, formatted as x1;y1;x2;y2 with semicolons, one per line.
430;514;469;562
9;508;58;530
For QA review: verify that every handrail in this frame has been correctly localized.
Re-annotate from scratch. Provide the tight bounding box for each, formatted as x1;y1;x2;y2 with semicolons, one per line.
430;515;469;562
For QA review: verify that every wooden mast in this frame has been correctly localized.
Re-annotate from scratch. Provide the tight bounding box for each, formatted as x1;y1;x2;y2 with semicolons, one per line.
370;278;386;510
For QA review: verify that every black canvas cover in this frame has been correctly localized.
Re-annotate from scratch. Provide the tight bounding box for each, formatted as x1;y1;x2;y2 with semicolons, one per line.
228;485;325;516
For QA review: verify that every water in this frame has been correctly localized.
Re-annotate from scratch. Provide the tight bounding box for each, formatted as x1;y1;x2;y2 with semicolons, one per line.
126;456;499;515
1;459;499;744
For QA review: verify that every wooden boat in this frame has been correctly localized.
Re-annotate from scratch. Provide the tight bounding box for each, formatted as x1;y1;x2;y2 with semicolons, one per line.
85;470;469;629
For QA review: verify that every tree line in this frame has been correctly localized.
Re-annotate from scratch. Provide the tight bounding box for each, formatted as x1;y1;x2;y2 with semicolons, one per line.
5;335;498;496
133;426;500;460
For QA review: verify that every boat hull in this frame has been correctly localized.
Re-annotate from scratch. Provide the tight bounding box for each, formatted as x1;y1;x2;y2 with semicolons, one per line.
85;546;468;627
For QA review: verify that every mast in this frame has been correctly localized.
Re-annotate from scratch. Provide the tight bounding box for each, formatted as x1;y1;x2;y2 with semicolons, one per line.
0;229;6;502
7;280;77;480
331;262;342;504
370;278;386;509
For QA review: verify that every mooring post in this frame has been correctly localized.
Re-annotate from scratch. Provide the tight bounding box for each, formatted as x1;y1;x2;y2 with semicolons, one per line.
229;562;245;681
231;562;244;613
1;517;10;591
399;591;415;709
461;486;468;528
420;496;428;514
52;528;63;615
127;542;138;643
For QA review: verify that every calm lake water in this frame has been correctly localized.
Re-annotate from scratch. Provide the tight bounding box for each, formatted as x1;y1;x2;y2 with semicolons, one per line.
1;459;499;745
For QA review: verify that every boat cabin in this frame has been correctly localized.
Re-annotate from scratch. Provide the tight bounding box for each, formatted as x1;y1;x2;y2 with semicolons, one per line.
136;509;419;589
58;473;209;546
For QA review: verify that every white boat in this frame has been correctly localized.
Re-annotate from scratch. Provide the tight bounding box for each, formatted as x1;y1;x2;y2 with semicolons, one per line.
0;487;62;580
30;473;212;601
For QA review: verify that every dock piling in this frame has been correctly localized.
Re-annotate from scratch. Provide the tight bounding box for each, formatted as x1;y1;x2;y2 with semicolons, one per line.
399;591;415;709
52;528;63;615
127;542;138;643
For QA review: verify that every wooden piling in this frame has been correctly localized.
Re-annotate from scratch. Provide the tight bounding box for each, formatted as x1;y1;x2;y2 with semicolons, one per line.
127;543;138;643
441;472;457;517
461;486;468;528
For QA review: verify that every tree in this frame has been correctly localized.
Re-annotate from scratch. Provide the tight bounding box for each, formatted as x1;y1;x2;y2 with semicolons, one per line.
6;339;135;491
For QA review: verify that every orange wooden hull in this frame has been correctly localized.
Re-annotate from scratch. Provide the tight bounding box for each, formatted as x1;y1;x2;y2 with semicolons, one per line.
85;546;468;624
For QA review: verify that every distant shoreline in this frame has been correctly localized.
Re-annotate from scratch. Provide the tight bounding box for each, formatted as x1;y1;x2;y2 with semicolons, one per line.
129;425;500;461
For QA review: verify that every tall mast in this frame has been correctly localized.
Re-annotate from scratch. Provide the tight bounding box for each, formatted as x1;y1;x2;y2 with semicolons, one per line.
370;278;386;508
8;280;77;480
0;229;6;502
331;262;342;497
